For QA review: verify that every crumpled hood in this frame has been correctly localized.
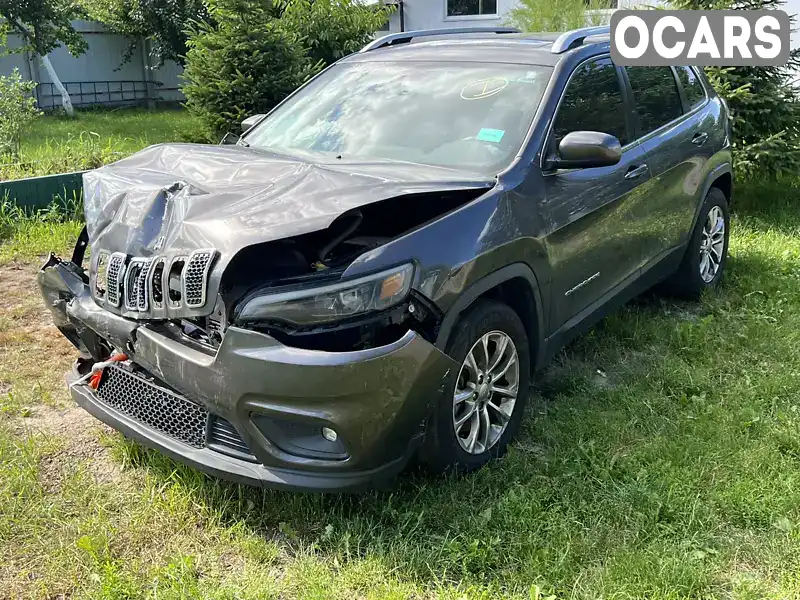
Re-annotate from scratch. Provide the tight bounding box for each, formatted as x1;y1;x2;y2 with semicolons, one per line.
84;143;495;258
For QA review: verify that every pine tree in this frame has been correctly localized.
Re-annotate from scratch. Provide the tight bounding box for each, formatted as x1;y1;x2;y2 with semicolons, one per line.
671;0;800;177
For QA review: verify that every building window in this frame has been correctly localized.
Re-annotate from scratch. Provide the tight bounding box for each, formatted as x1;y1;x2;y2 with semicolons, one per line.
446;0;498;17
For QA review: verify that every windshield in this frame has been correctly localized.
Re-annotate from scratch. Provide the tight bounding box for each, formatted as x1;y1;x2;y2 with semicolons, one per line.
244;61;552;174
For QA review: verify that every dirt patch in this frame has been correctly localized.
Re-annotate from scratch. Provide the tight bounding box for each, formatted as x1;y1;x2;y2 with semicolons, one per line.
0;261;73;344
0;261;77;409
18;405;123;492
0;261;41;310
1;261;127;492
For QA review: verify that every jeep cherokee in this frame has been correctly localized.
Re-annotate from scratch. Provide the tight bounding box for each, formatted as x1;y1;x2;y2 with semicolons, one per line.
38;25;733;491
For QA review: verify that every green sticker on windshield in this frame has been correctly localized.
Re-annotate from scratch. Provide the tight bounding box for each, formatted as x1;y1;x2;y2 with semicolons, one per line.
477;128;505;143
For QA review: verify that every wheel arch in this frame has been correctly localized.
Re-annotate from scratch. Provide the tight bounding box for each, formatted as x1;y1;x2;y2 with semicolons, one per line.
709;169;732;203
688;162;733;234
435;263;546;370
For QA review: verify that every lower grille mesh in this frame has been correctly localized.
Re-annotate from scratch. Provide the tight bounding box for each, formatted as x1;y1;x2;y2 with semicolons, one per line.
96;365;209;448
208;416;257;461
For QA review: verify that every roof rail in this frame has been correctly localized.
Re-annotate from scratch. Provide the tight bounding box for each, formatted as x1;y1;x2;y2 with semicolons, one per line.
551;25;610;54
360;27;520;53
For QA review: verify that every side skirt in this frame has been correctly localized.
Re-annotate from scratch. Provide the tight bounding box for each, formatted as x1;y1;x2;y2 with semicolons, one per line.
541;245;686;365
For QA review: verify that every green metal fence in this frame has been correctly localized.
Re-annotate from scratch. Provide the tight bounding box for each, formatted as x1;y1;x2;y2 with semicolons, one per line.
0;172;85;211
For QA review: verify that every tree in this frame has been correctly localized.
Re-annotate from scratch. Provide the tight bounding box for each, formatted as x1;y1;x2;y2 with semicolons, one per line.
181;0;321;136
671;0;800;177
0;0;88;116
0;69;41;156
83;0;210;66
505;0;613;33
275;0;393;67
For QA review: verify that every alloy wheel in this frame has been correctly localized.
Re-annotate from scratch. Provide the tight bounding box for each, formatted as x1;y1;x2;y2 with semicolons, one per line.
452;331;519;455
699;205;725;283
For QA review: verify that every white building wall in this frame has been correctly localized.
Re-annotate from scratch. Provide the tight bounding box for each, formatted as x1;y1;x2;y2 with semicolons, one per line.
387;0;800;51
388;0;519;32
0;20;183;109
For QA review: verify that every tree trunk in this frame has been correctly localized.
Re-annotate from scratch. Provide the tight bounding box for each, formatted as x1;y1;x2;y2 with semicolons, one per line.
39;54;74;117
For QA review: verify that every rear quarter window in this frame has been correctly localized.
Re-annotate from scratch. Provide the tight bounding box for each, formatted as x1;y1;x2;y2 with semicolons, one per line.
675;66;707;110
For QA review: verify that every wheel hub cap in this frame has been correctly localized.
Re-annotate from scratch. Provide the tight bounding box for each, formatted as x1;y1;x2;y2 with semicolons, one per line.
699;206;725;284
452;331;519;455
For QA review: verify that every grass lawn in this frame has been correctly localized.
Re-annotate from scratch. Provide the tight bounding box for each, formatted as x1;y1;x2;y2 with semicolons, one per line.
1;180;800;598
1;107;205;181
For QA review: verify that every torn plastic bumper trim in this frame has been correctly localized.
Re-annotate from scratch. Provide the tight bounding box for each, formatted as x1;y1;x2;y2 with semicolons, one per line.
69;375;412;491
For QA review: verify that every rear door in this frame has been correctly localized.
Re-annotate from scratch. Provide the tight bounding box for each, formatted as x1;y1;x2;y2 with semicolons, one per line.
624;66;714;268
541;56;654;331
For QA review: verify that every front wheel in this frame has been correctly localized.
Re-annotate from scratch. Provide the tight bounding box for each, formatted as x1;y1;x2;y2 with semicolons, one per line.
421;300;530;474
663;187;730;298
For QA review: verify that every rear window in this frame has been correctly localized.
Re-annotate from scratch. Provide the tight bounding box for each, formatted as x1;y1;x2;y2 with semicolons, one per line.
626;66;683;136
245;62;552;174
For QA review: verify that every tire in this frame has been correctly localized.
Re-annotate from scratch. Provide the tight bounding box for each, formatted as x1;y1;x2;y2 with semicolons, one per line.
421;299;531;474
663;187;730;299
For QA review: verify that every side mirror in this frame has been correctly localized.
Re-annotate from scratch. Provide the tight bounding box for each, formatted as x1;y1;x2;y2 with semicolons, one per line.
241;114;266;133
552;131;622;169
219;132;240;145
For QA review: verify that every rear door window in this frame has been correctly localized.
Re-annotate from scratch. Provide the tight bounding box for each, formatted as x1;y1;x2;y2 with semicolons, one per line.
552;57;629;147
674;66;707;110
626;66;683;136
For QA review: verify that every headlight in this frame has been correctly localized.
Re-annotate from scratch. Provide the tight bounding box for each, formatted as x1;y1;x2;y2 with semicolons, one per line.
235;264;414;326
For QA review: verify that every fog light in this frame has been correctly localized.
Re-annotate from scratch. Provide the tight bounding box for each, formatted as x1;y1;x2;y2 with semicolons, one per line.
321;427;338;442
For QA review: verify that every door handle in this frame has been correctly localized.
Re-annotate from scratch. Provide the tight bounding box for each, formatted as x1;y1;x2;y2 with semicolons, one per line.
692;132;709;146
624;164;648;180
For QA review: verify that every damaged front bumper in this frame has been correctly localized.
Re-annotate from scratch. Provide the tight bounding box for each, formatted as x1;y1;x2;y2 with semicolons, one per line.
39;255;457;492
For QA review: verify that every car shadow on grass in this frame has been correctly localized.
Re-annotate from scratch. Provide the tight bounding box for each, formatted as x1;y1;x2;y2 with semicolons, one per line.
113;289;743;596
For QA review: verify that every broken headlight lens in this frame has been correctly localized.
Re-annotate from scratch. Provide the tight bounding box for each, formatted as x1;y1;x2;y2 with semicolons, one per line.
236;264;414;326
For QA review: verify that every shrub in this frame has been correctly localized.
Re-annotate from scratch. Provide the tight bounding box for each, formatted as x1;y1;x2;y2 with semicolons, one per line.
506;0;613;32
0;70;41;157
181;0;321;137
275;0;393;66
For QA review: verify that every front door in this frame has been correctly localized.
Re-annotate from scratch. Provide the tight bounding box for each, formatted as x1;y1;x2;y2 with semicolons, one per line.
540;57;654;331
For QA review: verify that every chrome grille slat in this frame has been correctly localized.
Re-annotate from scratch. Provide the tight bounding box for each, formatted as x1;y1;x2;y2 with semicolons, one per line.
136;258;154;311
184;249;214;307
150;259;166;307
106;252;127;307
124;259;146;311
94;252;110;299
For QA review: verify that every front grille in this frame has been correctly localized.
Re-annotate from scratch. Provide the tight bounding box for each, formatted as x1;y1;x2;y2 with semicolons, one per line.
185;250;213;307
208;416;257;461
96;365;208;448
92;248;215;313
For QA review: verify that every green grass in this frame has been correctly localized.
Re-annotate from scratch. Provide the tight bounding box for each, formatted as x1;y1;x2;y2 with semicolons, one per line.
1;107;206;181
1;180;800;598
0;198;84;264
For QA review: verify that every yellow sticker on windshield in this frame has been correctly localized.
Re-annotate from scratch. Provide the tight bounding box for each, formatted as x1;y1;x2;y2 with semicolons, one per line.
461;78;509;100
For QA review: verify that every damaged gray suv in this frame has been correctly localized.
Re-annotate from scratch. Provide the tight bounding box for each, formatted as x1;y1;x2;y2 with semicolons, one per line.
39;26;733;491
